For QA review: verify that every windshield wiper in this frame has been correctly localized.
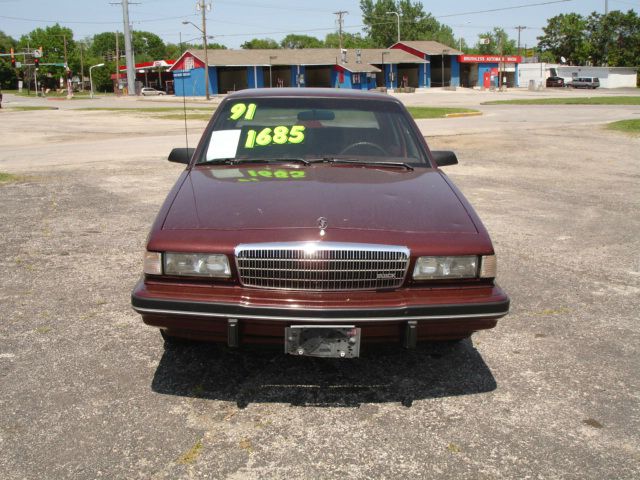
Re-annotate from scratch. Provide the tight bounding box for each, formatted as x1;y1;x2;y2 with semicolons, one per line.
198;157;310;166
308;157;414;171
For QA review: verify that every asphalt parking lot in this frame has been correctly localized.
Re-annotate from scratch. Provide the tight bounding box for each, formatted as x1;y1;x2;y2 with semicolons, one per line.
1;88;639;479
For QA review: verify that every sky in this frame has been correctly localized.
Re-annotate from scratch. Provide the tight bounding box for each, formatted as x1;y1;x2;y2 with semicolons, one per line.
1;0;638;52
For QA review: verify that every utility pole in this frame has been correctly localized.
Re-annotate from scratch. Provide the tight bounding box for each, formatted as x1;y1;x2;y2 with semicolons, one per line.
604;0;609;65
121;0;136;95
333;10;348;50
184;2;212;99
111;0;138;95
199;1;211;100
515;26;526;57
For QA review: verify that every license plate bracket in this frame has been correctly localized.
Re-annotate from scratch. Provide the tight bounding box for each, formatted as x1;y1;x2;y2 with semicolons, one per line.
285;325;361;358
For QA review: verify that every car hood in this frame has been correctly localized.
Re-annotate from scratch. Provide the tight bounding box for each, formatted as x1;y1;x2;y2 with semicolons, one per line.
162;165;478;234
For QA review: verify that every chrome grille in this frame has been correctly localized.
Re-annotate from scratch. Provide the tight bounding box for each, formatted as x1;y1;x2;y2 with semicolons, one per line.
235;242;410;291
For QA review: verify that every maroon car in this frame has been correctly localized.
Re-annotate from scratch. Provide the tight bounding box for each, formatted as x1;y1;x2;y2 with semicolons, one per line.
131;88;509;357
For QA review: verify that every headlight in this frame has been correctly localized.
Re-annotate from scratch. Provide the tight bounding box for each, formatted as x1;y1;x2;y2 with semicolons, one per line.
164;252;231;278
413;255;497;280
413;256;478;280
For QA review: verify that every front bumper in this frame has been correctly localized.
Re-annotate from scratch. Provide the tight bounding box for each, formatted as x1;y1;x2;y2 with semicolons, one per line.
131;279;509;344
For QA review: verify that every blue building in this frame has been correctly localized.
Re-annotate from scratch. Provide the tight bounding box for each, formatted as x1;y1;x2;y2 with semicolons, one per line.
169;46;462;96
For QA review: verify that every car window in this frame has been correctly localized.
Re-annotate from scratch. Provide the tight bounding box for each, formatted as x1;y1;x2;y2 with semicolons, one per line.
199;97;428;165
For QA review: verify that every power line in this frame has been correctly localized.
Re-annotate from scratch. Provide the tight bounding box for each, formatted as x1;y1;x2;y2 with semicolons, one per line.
2;0;602;48
216;0;329;14
609;0;639;7
0;13;198;25
435;0;575;19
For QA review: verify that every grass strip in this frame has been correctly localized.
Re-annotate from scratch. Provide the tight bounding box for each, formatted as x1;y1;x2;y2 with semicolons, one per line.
0;172;19;183
79;106;214;112
482;96;640;106
606;119;640;134
407;106;480;118
7;106;59;111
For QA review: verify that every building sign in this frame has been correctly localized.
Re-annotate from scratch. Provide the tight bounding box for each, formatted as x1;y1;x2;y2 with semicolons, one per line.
458;55;523;64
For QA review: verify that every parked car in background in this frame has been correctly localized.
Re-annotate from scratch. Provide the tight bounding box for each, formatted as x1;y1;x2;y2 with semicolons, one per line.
546;76;565;88
568;77;600;89
131;88;510;358
141;87;166;96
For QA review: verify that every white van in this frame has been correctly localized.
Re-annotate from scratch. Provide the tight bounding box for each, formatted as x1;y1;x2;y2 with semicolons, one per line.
569;77;600;89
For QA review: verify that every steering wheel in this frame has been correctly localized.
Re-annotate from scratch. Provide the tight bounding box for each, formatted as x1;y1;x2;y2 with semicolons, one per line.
338;141;388;156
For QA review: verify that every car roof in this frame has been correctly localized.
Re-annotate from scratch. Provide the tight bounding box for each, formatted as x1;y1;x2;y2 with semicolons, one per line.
225;87;403;104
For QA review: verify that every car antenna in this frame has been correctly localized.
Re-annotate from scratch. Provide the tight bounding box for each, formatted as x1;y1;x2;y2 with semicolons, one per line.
179;33;189;152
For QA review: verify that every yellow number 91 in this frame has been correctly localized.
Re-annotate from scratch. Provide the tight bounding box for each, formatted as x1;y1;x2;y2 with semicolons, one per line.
229;103;257;120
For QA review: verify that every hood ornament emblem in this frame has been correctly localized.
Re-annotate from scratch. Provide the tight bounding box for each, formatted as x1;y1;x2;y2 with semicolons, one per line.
317;217;328;236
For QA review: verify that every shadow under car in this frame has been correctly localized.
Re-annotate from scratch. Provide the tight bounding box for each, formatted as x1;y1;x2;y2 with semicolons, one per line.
150;339;496;408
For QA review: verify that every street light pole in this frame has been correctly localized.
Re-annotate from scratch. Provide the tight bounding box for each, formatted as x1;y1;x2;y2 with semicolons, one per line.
386;11;400;43
89;63;105;98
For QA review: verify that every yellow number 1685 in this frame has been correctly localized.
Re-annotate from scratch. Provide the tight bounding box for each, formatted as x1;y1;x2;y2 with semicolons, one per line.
244;125;305;148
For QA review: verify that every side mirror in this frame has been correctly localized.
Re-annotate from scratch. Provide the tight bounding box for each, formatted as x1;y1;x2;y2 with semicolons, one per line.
168;147;195;164
431;150;458;167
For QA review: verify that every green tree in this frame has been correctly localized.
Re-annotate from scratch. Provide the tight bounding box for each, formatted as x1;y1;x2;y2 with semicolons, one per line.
18;24;76;75
89;32;117;61
240;38;279;49
0;31;18;88
165;42;226;59
131;31;166;62
537;13;588;64
323;32;375;49
586;10;640;67
280;34;324;49
0;30;16;52
475;28;517;55
360;0;456;48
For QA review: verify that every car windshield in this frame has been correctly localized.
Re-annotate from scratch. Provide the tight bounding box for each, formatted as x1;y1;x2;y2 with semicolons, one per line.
197;96;428;166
